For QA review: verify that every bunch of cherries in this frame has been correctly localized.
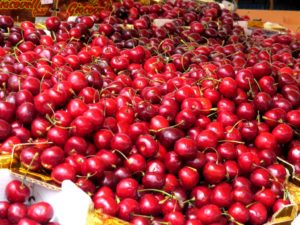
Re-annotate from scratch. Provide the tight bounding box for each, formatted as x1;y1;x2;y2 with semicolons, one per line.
0;179;59;225
0;0;299;224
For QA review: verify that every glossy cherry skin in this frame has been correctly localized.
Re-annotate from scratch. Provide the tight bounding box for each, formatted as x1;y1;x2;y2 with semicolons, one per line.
94;196;119;216
197;204;222;224
27;202;54;223
116;178;138;199
51;163;77;184
248;202;268;225
0;201;10;218
7;203;27;224
5;180;30;203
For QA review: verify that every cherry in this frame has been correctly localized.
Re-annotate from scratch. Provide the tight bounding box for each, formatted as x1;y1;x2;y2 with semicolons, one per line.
118;198;140;221
250;168;271;187
139;194;161;216
197;204;222;224
136;134;158;158
273;198;290;213
248;202;268;225
232;187;253;205
161;198;182;215
45;16;61;31
27;202;53;224
287;110;300;127
272;123;293;144
94;196;119;216
17;218;41;225
0;119;11;141
111;133;133;155
174;137;197;159
164;211;185;225
196;130;218;150
158;127;185;149
0;101;15;122
20;147;41;171
203;161;226;184
116;178;138;199
0;201;10;218
210;182;232;208
254;188;276;207
40;146;64;170
288;145;300;163
81;156;105;180
51;163;77;184
7;203;27;224
238;152;260;172
178;166;199;190
5;180;30;203
267;164;287;182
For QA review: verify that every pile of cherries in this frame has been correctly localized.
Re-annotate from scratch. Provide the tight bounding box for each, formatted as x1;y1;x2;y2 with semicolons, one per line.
0;179;59;225
0;0;300;224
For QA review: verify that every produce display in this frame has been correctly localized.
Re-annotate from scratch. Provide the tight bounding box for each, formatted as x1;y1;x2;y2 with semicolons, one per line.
0;0;300;224
0;179;59;225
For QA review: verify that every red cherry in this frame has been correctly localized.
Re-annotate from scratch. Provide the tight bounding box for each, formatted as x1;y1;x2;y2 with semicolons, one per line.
0;201;10;218
248;202;268;225
273;198;290;213
116;178;138;199
203;162;226;184
51;163;77;184
250;168;271;188
5;180;30;203
7;203;27;224
27;202;53;223
272;123;293;144
178;166;199;190
196;130;218;150
17;218;41;225
228;202;250;223
164;211;185;225
94;196;119;216
197;204;222;224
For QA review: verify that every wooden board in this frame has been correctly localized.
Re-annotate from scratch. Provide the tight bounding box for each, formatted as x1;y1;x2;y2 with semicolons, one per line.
237;9;300;32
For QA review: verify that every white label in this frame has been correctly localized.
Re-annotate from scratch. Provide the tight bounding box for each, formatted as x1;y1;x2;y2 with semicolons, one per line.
41;0;53;5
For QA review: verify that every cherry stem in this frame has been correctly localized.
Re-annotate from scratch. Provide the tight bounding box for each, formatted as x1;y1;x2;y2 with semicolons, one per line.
203;147;219;164
138;188;173;198
182;197;195;205
218;140;245;144
228;119;245;133
253;78;262;92
262;116;283;124
149;121;185;133
222;212;243;225
21;152;39;188
131;213;154;220
112;149;128;161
